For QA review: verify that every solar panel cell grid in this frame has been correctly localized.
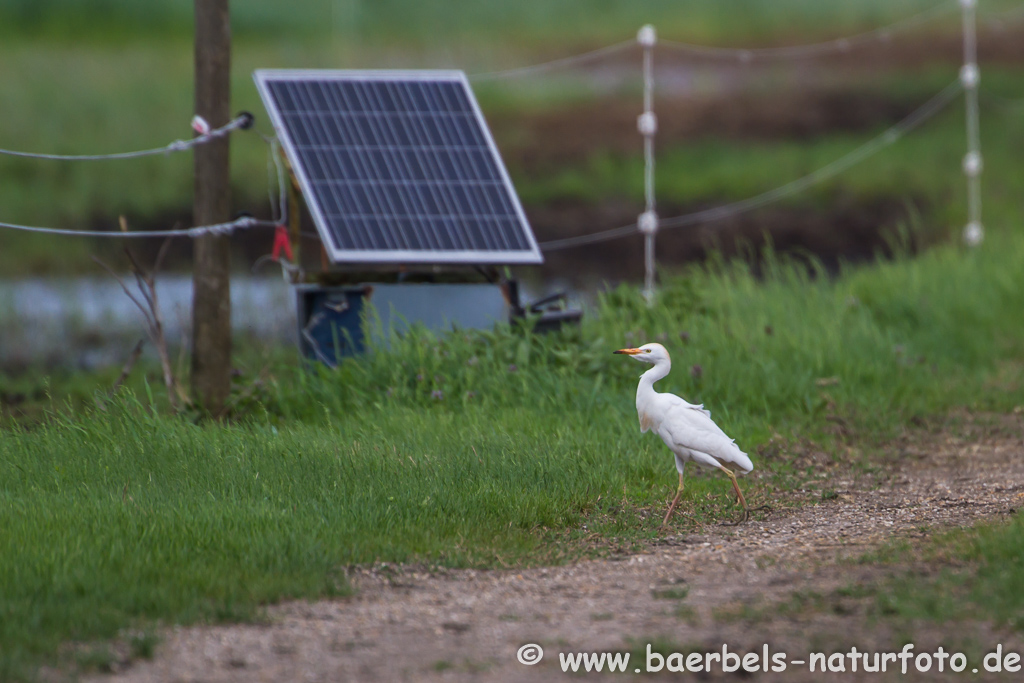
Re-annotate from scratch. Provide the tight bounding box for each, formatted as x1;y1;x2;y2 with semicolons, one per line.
255;70;541;264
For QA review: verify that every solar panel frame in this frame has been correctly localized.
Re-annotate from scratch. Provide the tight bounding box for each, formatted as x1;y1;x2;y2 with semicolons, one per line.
254;69;543;266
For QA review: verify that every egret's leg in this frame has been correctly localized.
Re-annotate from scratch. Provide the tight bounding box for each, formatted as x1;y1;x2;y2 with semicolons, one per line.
662;472;685;526
717;466;749;525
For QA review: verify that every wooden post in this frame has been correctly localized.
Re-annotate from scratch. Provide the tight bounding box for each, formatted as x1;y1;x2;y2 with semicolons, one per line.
191;0;233;414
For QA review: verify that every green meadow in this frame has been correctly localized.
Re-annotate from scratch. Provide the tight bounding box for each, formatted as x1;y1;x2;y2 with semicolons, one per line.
5;233;1024;677
3;0;1024;678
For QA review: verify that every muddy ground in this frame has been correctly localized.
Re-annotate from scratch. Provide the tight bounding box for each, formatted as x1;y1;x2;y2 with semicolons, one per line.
78;412;1024;683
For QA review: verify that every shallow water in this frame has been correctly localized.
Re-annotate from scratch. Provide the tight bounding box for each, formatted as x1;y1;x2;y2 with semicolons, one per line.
0;274;580;370
0;275;297;370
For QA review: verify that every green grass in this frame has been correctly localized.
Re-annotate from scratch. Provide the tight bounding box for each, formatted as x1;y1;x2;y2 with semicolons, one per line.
5;1;1024;676
872;513;1024;630
4;227;1024;677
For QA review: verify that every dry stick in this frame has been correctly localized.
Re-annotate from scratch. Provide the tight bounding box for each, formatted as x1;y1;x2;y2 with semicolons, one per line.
92;238;191;412
123;246;183;409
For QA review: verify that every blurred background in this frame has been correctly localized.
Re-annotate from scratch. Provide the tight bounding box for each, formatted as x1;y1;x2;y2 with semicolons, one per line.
1;0;1022;371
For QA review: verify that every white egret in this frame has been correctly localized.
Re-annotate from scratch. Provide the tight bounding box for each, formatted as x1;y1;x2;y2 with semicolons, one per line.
614;343;754;525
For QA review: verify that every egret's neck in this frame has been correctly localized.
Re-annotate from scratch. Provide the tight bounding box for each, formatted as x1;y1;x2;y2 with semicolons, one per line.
637;358;671;402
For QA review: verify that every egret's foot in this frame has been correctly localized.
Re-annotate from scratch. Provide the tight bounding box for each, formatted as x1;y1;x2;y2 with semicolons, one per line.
719;503;770;526
661;496;682;526
716;466;752;526
719;506;750;526
661;473;685;527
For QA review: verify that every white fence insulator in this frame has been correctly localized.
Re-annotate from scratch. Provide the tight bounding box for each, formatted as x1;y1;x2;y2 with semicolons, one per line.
961;0;984;246
638;210;659;235
638;24;658;303
637;112;658;136
963;151;983;177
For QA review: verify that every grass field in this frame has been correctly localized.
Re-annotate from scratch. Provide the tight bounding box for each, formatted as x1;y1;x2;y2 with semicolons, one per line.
875;514;1024;631
4;230;1024;677
4;0;1024;678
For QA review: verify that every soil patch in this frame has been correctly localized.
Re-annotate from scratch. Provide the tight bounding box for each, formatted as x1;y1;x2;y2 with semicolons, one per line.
85;413;1024;682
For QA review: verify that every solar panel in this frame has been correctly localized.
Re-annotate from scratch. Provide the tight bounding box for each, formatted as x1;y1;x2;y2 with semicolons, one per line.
254;69;543;265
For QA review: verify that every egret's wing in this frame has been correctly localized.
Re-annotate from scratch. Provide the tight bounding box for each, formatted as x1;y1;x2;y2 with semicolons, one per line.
659;403;753;473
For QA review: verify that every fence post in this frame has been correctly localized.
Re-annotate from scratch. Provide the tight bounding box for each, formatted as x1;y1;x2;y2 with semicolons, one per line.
637;25;658;304
960;0;983;246
191;0;233;414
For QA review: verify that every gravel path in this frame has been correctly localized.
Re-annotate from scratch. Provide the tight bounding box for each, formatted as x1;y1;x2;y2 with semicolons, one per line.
90;414;1024;682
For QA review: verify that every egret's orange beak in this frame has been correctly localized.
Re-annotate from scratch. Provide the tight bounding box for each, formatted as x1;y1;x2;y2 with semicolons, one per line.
614;348;642;355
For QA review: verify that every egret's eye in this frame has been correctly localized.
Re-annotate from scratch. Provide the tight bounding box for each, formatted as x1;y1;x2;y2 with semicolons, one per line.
646;349;652;353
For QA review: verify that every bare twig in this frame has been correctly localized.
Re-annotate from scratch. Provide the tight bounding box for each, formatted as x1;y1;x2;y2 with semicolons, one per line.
93;232;191;413
91;256;155;330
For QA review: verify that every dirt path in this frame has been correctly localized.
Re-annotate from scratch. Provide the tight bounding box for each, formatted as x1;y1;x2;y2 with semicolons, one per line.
90;415;1024;682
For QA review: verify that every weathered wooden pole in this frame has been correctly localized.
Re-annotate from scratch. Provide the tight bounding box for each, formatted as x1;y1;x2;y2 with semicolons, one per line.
191;0;233;414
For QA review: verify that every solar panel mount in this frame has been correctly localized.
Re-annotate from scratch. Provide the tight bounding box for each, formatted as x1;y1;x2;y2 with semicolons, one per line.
254;69;543;266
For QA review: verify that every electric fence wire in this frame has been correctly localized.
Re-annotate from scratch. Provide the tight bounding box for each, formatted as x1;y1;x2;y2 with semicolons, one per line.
0;216;279;239
468;40;636;81
466;0;997;81
658;1;957;61
979;89;1024;111
0;0;1008;245
0;114;251;161
538;78;964;252
466;0;1024;81
985;0;1024;26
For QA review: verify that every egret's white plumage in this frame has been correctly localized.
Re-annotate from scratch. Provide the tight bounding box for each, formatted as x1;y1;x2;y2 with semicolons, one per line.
615;342;754;525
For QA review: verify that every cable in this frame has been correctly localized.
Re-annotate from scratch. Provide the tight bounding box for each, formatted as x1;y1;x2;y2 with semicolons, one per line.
539;79;963;252
0;216;278;239
659;1;956;61
983;0;1024;26
0;114;252;161
538;222;639;252
979;89;1024;111
468;40;635;81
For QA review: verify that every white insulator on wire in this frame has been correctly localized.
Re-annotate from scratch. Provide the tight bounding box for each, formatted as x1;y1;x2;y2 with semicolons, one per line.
960;63;980;89
963;221;984;246
959;0;976;8
637;24;657;48
637;112;658;136
963;151;983;177
638;210;659;235
191;115;211;135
